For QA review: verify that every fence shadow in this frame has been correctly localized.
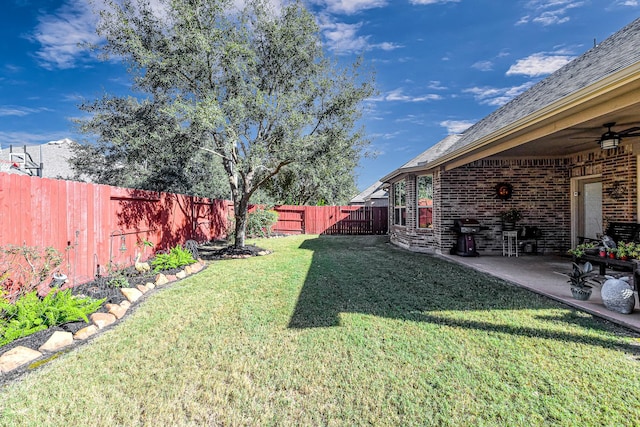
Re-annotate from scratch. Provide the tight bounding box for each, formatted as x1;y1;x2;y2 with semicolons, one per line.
114;189;229;253
287;235;640;353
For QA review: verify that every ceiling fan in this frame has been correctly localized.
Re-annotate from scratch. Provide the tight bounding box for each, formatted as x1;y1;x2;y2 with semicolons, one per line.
571;122;640;149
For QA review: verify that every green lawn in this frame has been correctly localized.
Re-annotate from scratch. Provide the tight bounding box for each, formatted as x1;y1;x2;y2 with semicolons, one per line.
1;235;639;426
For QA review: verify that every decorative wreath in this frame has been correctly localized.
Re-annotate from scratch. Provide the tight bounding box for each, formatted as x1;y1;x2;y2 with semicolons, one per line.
495;182;513;200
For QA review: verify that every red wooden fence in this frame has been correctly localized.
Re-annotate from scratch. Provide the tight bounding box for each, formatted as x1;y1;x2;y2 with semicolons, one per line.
270;205;388;235
0;173;231;286
0;173;388;287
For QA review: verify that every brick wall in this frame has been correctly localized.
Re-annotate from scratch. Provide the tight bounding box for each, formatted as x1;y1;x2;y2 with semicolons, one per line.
570;145;637;223
390;157;572;254
389;146;639;255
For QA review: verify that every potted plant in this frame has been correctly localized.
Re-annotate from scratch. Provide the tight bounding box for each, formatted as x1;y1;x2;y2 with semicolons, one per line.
617;241;639;260
617;241;629;260
500;208;522;231
628;242;640;259
565;261;600;301
567;241;598;258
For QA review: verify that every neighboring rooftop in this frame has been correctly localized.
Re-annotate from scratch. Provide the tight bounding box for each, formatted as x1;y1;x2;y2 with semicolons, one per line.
0;138;76;179
350;180;388;205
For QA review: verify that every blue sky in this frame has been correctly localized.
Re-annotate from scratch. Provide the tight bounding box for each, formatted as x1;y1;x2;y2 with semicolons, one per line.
1;1;639;193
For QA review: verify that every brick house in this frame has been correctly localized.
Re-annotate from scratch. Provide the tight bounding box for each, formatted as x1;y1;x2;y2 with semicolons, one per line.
381;18;640;256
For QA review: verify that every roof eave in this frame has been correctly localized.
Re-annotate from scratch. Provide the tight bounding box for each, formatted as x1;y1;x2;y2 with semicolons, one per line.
424;63;640;171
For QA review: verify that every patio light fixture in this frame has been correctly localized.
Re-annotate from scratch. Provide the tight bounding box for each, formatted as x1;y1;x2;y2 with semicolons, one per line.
599;131;620;150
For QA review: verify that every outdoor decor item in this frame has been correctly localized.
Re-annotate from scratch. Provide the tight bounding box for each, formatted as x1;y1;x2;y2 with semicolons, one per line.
565;262;600;301
500;208;522;231
601;276;635;314
495;182;513;200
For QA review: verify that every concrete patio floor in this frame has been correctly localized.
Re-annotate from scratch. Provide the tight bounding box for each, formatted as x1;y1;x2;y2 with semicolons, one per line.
441;252;640;334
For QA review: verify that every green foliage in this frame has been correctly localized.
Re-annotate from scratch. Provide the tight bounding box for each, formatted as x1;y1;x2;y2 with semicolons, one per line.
500;208;523;223
0;290;105;347
151;245;197;273
565;262;600;289
567;241;598;257
107;274;130;288
246;209;279;238
80;0;374;248
0;244;64;303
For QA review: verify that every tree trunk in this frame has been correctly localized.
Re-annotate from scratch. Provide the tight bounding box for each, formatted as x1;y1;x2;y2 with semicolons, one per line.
234;195;250;248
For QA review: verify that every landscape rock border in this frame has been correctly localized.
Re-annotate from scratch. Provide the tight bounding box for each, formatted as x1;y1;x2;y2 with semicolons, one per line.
0;261;207;385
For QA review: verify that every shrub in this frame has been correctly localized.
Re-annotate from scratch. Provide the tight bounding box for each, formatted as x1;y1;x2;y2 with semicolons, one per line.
0;290;105;347
107;274;130;288
0;245;63;303
151;245;197;272
246;208;279;238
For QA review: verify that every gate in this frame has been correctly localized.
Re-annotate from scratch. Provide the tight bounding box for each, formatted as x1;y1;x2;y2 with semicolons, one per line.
270;206;387;236
323;206;388;235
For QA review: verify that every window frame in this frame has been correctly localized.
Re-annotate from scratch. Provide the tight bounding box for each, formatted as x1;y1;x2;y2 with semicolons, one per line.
416;174;433;229
393;180;406;226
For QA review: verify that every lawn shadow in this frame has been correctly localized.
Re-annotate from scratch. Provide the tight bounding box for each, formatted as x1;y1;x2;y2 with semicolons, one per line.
287;235;640;354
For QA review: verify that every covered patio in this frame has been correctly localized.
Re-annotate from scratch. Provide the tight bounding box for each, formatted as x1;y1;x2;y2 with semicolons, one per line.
442;253;640;333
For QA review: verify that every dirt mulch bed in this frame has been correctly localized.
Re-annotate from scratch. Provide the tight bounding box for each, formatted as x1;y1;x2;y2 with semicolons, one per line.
198;242;271;260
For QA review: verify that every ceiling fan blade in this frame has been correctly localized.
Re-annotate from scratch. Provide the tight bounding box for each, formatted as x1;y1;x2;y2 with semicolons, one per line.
620;127;640;135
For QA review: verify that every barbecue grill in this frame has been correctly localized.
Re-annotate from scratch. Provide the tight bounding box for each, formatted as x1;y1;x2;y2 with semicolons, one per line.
450;218;485;257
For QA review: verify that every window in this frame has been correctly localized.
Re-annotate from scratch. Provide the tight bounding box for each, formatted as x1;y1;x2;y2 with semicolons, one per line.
417;175;433;229
393;180;406;226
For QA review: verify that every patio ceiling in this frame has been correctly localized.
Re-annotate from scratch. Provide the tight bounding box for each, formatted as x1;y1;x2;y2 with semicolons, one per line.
494;102;640;158
439;76;640;170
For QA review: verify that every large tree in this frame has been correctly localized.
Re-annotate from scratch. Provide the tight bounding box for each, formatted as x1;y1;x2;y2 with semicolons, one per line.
71;94;230;199
264;148;361;206
82;0;374;247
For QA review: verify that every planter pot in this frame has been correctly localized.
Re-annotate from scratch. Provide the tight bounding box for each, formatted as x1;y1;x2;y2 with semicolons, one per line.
599;250;606;257
571;286;593;301
609;253;616;259
502;221;516;231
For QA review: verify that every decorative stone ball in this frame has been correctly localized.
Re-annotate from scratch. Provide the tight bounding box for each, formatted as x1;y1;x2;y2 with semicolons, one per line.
601;276;635;315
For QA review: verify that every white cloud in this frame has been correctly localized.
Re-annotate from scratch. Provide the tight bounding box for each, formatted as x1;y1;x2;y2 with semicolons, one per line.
440;120;474;134
0;106;47;117
320;0;387;15
506;52;574;77
621;1;639;5
428;81;447;90
320;19;401;54
322;21;371;53
0;131;66;146
472;60;493;72
379;88;442;102
410;0;460;4
518;1;585;26
31;0;101;70
464;83;535;106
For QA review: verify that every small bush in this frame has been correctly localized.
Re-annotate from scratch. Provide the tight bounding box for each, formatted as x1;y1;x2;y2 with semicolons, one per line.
151;245;197;272
0;245;63;302
246;209;279;238
107;274;130;288
0;290;105;347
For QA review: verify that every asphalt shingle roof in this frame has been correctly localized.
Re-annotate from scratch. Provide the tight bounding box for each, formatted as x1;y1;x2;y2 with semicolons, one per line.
385;17;640;182
441;17;640;159
0;139;76;179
